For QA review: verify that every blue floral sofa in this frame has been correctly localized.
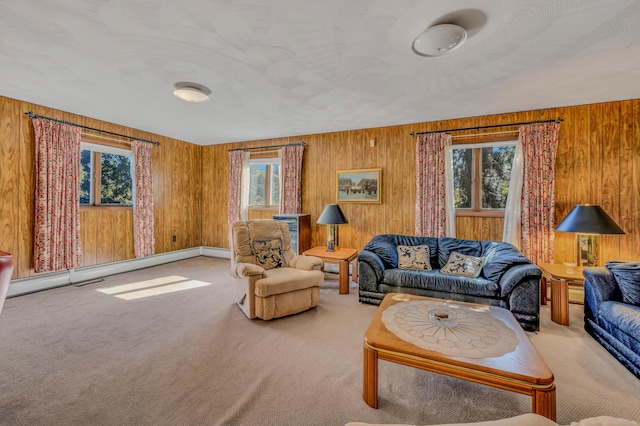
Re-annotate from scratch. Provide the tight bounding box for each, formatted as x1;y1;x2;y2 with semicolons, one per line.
358;235;542;331
584;262;640;378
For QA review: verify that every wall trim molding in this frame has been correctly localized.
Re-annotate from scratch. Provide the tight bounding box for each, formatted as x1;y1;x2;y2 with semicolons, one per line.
7;247;230;298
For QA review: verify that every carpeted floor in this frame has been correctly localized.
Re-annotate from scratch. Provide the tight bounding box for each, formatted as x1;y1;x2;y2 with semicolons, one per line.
0;256;638;426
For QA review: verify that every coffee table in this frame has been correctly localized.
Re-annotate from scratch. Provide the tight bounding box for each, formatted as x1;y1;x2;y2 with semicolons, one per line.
363;293;556;421
303;246;358;294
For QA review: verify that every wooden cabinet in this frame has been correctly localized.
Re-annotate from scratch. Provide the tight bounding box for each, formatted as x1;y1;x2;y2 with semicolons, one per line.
273;214;311;255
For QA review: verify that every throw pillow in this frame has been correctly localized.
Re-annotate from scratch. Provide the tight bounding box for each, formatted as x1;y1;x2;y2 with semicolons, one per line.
397;245;432;270
606;261;640;305
441;252;485;278
252;239;286;270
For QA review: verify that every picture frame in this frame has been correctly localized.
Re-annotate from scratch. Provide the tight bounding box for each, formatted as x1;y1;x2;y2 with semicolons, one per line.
336;168;381;203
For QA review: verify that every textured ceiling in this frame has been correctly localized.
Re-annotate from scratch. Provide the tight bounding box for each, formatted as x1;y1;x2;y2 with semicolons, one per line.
1;0;640;145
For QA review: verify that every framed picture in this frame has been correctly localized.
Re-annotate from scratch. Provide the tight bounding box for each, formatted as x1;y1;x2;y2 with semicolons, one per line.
336;168;381;203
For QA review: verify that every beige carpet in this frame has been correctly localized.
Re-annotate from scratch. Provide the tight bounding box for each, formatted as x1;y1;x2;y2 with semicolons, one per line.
0;257;638;426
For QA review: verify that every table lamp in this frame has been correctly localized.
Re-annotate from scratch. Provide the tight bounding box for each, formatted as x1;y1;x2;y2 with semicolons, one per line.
317;204;348;252
554;204;625;267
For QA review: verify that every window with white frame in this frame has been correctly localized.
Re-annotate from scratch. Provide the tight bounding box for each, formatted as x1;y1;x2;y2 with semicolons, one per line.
80;142;133;206
248;157;280;208
452;141;516;214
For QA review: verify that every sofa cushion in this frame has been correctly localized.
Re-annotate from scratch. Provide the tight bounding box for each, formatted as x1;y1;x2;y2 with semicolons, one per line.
397;245;432;270
482;242;531;282
252;238;286;270
438;237;483;268
441;252;485;278
598;301;640;355
606;262;640;306
382;268;500;298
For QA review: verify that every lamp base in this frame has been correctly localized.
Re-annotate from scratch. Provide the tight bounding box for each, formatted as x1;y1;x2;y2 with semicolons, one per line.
577;234;600;267
326;224;338;252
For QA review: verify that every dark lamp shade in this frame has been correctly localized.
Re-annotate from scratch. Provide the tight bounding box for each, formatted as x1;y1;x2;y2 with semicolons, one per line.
555;205;625;235
317;204;348;225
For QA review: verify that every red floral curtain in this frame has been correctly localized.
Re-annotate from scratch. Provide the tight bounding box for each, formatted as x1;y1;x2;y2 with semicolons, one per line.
280;145;304;214
520;122;560;264
415;133;454;237
132;140;155;258
228;150;245;227
32;118;83;273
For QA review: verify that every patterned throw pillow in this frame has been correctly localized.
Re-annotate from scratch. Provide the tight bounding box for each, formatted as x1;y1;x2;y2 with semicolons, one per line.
441;252;485;278
397;245;432;270
252;239;286;270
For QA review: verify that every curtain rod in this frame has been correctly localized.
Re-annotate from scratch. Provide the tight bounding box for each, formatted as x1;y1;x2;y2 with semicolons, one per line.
227;142;305;152
25;112;160;146
409;117;563;137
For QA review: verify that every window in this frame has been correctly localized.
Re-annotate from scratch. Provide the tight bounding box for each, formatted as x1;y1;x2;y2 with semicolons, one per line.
80;142;133;206
248;158;280;208
452;142;516;214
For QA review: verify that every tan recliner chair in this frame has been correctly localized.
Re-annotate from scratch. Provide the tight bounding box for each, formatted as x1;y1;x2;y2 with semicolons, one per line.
230;219;324;320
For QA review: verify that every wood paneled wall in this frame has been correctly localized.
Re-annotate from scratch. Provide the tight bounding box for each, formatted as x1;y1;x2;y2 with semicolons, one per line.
202;99;640;265
0;95;202;280
3;94;639;282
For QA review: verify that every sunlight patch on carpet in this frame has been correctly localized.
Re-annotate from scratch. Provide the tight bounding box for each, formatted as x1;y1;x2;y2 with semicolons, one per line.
96;275;211;300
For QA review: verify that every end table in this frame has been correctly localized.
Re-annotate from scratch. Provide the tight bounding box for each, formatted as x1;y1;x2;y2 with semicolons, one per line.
538;263;585;326
303;246;359;294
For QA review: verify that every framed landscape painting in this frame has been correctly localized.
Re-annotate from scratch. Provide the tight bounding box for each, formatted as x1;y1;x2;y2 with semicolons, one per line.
337;168;381;203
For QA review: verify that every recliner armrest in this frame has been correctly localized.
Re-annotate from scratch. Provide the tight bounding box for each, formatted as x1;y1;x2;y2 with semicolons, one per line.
290;255;323;271
231;263;265;278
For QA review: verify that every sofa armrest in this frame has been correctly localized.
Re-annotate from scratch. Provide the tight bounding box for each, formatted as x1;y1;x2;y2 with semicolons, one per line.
499;264;542;298
231;263;265;279
584;267;620;321
290;255;323;271
583;267;619;303
358;249;386;292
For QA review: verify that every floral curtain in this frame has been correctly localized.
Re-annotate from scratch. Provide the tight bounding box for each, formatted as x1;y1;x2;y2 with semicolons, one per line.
132;140;155;258
32;118;83;273
415;133;456;237
519;122;560;264
228;150;247;228
280;145;304;214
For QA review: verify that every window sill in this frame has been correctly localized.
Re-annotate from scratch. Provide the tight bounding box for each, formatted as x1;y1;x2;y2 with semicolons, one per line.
456;210;505;218
248;206;279;212
80;205;133;211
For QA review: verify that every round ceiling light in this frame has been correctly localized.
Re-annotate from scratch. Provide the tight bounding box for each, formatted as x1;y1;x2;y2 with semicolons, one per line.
173;83;210;103
412;24;468;57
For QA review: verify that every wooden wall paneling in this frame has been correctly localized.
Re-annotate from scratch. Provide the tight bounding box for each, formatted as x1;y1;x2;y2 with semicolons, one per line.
389;126;404;236
214;145;229;247
376;127;389;234
0;97;19;278
401;126;414;237
113;209;133;261
575;106;591;203
619;100;634;260
633;100;640;261
553;107;576;263
18;102;38;277
80;210;97;267
362;127;378;248
601;102;621;263
200;146;212;246
95;209;114;265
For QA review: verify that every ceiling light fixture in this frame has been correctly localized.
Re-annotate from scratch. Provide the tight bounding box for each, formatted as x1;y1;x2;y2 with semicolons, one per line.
173;83;210;103
412;24;468;57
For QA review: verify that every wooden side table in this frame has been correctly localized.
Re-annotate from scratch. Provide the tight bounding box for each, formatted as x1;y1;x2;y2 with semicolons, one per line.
303;246;359;294
538;263;585;326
